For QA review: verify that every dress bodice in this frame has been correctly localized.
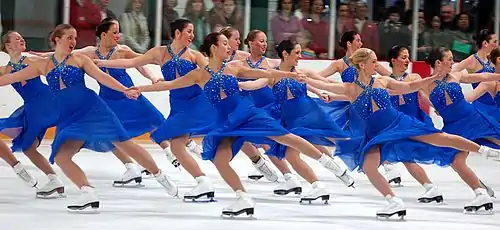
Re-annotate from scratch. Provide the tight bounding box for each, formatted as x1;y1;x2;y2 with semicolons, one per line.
5;56;52;101
472;54;496;105
272;67;308;105
160;45;200;99
351;77;393;120
96;46;134;99
45;55;86;93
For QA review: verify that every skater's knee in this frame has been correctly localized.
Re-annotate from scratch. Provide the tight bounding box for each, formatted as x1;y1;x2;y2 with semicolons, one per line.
171;136;189;146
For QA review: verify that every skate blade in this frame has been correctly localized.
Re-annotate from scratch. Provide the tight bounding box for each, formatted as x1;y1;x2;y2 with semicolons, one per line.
183;192;217;203
299;195;330;205
112;177;144;188
36;187;66;199
376;210;406;221
418;195;444;204
464;203;494;215
221;208;256;219
248;175;264;181
67;202;100;214
112;183;145;188
273;187;302;196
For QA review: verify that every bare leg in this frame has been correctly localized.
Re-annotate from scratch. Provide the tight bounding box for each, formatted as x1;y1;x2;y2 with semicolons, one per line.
213;138;245;191
363;146;395;197
270;134;323;160
0;141;19;166
450;151;481;189
159;140;170;149
113;140;160;175
285;147;318;183
54;140;89;188
403;163;431;185
241;142;261;162
171;135;205;178
23;139;56;175
111;148;134;165
260;144;293;174
411;133;480;152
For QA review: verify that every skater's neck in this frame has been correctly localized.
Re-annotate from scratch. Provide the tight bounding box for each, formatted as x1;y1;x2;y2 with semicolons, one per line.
8;52;23;63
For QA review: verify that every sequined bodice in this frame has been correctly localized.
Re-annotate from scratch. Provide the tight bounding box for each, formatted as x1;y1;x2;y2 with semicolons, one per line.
202;62;241;106
46;55;86;93
340;57;357;83
351;77;392;120
238;56;266;83
96;47;134;99
160;45;199;98
470;54;496;104
429;74;465;111
5;56;51;101
272;67;307;104
389;73;419;107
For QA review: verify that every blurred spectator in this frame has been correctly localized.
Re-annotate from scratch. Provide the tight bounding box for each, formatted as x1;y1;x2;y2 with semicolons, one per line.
347;0;358;19
271;0;302;47
212;24;224;32
291;30;316;59
295;0;311;20
160;0;179;44
378;6;410;59
96;0;116;19
119;0;150;53
337;3;350;35
209;0;224;31
210;0;243;35
405;9;430;60
301;0;329;58
342;1;379;54
449;12;475;61
440;4;454;30
183;0;209;49
70;0;102;48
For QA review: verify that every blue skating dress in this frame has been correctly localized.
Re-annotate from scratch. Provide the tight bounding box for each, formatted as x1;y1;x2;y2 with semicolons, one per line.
0;56;59;152
469;54;500;133
389;73;434;125
150;45;217;143
429;74;500;148
335;77;454;172
46;55;129;163
96;46;165;138
201;62;289;160
267;67;350;159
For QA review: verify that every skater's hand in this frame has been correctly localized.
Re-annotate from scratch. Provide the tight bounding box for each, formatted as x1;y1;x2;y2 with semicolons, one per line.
295;72;307;83
125;87;140;99
319;92;333;103
93;59;103;67
151;78;164;84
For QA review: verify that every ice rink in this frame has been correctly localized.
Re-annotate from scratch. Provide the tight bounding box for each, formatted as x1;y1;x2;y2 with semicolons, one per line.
0;142;499;230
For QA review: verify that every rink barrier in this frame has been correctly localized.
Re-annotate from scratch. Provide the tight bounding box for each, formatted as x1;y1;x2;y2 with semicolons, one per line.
0;55;445;140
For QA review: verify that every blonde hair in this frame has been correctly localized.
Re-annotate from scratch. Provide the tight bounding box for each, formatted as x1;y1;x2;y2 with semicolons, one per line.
348;48;374;70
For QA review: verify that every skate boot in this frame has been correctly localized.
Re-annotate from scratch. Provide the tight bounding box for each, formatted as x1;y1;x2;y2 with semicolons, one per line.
478;145;500;161
36;174;65;199
376;195;406;220
183;176;215;202
247;169;264;181
186;140;203;159
154;170;178;197
273;173;302;195
480;180;495;198
136;164;151;176
464;188;494;215
318;154;355;187
12;162;38;188
221;190;255;219
417;183;444;203
113;163;143;187
164;147;180;169
383;163;402;187
67;186;100;214
251;157;278;182
300;181;329;204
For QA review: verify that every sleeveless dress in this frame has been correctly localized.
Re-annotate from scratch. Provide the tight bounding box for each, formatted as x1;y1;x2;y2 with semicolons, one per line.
429;74;500;149
266;67;350;159
335;77;453;172
238;56;281;119
46;55;129;164
201;62;289;160
0;56;59;152
469;54;500;134
389;73;434;125
149;45;217;143
96;46;165;138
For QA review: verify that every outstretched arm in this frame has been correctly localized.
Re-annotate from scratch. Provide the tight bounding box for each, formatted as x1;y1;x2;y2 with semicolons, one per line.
238;78;269;90
375;64;391;76
236;65;299;79
138;71;199;92
305;77;347;95
0;62;42;86
458;72;500;84
451;56;474;73
384;74;439;95
80;55;128;92
318;61;342;78
464;81;492;102
96;46;160;69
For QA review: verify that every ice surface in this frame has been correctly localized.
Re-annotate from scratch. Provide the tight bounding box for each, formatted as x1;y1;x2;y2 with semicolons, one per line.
0;142;499;230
